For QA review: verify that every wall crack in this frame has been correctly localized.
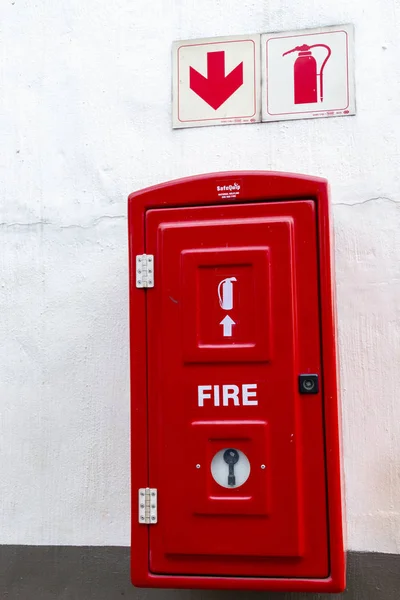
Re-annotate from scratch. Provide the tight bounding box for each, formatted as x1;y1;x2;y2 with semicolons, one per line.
334;196;399;208
0;215;126;230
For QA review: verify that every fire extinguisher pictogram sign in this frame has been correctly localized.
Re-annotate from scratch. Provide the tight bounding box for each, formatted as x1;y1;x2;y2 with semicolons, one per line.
261;24;355;122
282;44;332;105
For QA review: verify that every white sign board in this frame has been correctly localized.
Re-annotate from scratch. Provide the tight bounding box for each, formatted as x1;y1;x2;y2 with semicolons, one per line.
172;35;261;129
261;25;355;122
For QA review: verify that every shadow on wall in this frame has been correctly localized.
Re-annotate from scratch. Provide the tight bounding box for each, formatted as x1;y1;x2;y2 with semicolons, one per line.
0;547;399;600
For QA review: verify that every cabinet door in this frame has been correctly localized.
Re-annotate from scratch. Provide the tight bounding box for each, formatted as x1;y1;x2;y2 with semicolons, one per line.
146;200;328;578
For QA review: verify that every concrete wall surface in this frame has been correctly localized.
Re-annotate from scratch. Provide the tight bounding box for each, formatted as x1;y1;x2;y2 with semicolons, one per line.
1;0;400;595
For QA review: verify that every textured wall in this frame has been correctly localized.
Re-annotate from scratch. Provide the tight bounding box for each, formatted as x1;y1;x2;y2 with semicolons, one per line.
0;0;399;553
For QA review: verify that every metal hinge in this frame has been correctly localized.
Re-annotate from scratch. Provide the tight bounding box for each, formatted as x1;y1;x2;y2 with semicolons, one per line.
136;254;154;288
138;488;158;524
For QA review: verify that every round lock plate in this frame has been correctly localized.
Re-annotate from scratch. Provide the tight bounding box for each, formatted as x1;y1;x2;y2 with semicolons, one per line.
211;448;251;489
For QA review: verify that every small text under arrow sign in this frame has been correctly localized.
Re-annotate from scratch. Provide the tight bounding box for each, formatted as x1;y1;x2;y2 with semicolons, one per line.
220;315;236;337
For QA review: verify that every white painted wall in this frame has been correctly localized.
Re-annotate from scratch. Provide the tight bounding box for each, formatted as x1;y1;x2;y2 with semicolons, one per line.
1;0;399;554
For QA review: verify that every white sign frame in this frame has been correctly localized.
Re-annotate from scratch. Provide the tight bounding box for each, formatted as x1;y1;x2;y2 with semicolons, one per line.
172;34;261;129
261;24;355;122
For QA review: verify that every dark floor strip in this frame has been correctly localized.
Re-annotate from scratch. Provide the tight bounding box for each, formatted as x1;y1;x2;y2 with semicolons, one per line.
0;547;399;600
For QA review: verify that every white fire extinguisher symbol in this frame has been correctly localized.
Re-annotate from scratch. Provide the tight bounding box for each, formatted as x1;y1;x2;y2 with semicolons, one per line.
218;277;237;311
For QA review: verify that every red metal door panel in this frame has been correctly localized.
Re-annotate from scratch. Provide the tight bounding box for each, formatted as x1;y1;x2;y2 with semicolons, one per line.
146;200;328;578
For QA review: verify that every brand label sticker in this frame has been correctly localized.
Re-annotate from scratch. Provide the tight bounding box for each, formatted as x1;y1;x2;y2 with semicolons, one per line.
216;179;243;199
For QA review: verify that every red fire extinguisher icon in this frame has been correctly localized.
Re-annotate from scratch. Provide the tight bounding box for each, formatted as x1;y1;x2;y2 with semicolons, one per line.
283;44;331;105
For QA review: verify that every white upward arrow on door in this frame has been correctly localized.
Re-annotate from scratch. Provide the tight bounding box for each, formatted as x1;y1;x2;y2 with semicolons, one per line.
220;315;236;337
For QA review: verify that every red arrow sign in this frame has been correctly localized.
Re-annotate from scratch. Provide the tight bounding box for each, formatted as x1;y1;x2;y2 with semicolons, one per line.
189;51;244;110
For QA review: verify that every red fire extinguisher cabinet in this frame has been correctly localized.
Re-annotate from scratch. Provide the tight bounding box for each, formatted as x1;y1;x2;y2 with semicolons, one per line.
128;171;345;593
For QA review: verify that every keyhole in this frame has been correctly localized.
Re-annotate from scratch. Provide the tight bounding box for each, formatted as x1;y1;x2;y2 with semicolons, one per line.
211;448;251;489
223;448;239;486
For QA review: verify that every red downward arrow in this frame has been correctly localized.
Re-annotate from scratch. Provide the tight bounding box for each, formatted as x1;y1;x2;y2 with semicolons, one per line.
189;51;244;110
